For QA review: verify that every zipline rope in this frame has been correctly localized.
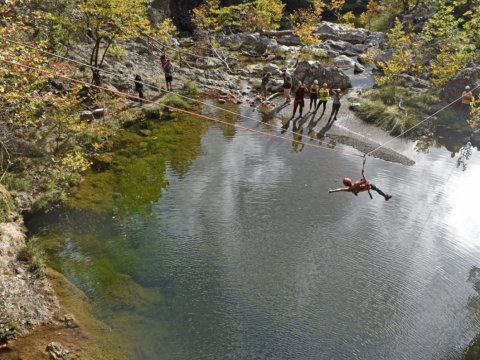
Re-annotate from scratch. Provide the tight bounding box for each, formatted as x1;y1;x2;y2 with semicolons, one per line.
0;57;366;157
2;36;327;147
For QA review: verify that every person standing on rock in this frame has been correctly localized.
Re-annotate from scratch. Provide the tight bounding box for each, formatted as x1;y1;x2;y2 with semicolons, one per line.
309;80;319;111
162;58;174;92
261;72;272;100
327;89;342;123
283;70;292;104
291;81;306;119
316;83;330;115
134;74;144;106
461;85;474;118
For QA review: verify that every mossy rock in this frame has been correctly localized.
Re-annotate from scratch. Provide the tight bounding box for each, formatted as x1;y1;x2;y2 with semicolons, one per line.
0;185;14;222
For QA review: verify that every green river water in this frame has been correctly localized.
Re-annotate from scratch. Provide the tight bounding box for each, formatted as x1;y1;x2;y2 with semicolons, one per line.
27;102;480;359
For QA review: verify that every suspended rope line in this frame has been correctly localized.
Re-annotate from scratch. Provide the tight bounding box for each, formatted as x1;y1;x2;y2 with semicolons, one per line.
0;57;365;157
2;36;325;146
365;84;480;158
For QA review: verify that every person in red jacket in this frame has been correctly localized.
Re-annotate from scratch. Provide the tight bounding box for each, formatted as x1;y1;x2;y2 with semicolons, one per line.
291;81;306;118
329;158;392;201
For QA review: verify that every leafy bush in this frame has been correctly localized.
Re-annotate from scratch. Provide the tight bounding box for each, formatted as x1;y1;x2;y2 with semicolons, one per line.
181;80;199;96
18;237;46;277
161;94;190;110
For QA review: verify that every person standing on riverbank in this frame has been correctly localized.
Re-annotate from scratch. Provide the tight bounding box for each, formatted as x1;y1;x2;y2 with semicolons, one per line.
316;82;330;115
134;74;144;106
261;72;272;100
461;85;474;119
310;80;319;111
291;81;306;118
327;89;342;123
283;70;292;104
162;58;174;91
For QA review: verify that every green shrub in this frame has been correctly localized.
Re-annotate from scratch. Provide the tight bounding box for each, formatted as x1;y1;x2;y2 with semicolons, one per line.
181;80;199;96
18;237;46;277
161;94;190;110
142;105;163;120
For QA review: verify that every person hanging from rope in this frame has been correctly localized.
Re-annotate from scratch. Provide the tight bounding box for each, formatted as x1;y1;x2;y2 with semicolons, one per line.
309;80;319;111
134;74;144;106
316;82;329;115
291;81;306;119
162;57;174;91
329;157;392;201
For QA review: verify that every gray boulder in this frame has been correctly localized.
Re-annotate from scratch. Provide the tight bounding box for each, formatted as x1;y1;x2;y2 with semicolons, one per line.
92;108;106;119
442;67;480;102
315;21;369;44
80;111;94;121
263;63;282;76
354;62;365;74
46;342;69;360
277;35;301;46
293;61;351;89
218;33;277;53
397;74;431;89
334;55;356;69
320;39;358;57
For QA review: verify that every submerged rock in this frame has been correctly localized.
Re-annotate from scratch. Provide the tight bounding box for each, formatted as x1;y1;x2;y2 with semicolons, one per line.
46;342;69;359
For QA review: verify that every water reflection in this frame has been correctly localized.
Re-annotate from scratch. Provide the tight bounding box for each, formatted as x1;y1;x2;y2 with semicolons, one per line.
28;103;480;360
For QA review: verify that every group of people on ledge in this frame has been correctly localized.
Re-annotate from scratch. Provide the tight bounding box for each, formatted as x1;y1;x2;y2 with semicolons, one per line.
279;70;343;123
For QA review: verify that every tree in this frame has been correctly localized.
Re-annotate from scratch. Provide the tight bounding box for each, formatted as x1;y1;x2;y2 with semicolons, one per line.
420;2;475;85
288;0;325;66
359;0;382;30
192;0;284;34
330;0;345;22
377;19;416;86
79;0;153;84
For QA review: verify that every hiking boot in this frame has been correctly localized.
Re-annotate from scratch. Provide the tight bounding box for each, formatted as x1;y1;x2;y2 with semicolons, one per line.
385;194;392;201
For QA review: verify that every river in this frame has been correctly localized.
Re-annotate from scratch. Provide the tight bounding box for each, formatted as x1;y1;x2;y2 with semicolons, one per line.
27;103;480;359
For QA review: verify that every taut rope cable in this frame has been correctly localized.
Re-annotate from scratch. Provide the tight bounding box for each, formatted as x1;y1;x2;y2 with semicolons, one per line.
2;36;327;147
0;57;365;157
365;84;480;157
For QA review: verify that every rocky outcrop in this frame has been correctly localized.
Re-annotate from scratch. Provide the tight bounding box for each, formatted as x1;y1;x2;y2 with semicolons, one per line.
293;61;352;89
315;22;385;46
442;66;480;103
0;221;59;344
218;32;278;54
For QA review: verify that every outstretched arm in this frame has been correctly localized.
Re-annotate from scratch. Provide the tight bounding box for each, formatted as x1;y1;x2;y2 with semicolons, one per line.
329;187;350;193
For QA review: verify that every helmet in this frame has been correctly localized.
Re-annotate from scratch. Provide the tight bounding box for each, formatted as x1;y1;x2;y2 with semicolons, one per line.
343;177;352;187
314;80;318;84
466;85;471;90
322;83;328;87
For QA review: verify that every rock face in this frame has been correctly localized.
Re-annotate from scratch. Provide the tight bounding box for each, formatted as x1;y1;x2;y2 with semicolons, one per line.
46;342;69;359
442;67;480;103
316;22;382;45
293;61;352;89
0;221;59;344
